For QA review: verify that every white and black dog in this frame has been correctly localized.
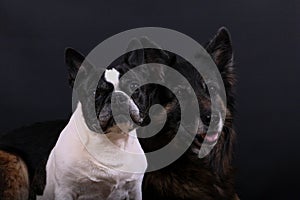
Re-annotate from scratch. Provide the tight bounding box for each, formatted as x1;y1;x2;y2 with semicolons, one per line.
39;59;145;199
38;43;170;199
0;39;170;199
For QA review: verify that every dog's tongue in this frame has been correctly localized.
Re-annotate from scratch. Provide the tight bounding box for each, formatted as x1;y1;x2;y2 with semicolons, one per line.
203;132;219;143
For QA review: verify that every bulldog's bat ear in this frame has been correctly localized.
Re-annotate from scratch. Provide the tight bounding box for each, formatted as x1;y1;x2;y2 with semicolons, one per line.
139;36;173;81
139;36;173;63
126;38;145;66
205;27;235;87
65;48;85;87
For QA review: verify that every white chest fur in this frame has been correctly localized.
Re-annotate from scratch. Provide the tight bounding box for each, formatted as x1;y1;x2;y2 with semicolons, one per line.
37;103;147;200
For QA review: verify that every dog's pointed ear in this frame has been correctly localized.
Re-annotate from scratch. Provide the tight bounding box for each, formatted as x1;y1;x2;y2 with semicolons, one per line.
65;48;85;87
205;28;236;176
140;36;174;64
205;27;235;87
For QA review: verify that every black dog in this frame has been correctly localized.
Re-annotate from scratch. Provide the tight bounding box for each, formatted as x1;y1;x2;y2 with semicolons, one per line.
0;27;238;200
139;27;239;200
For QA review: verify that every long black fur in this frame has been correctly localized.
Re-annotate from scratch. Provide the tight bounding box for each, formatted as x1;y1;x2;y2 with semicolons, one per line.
139;27;238;200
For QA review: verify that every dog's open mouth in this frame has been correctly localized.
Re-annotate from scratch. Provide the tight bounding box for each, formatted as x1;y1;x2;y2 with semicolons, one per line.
182;122;221;153
194;132;220;145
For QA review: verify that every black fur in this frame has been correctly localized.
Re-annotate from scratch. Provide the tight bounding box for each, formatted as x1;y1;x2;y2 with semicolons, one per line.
139;27;238;200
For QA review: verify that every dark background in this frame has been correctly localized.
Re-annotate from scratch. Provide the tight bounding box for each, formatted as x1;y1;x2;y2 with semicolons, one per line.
0;0;299;199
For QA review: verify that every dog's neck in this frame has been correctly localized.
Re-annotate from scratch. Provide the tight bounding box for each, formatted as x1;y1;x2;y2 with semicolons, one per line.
59;102;147;173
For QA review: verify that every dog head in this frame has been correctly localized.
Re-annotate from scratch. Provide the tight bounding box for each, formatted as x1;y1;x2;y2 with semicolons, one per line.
137;27;235;175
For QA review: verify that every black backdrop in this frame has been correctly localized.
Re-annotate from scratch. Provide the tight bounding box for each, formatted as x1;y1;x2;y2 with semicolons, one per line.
0;0;299;199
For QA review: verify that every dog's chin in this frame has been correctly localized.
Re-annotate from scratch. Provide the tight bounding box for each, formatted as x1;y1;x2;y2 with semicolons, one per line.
180;123;220;154
190;131;220;154
104;124;133;135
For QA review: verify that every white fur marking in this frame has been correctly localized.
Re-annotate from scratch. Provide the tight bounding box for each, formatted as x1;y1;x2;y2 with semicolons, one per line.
104;68;120;90
217;113;223;132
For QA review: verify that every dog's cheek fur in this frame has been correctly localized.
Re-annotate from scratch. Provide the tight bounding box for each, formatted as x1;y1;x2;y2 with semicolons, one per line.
204;27;236;177
205;27;235;113
0;150;29;200
205;112;236;176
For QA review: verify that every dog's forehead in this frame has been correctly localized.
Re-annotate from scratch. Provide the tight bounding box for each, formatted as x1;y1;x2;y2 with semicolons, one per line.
104;68;120;88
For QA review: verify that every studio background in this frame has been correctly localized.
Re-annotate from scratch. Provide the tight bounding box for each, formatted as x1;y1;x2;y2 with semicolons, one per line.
0;0;299;199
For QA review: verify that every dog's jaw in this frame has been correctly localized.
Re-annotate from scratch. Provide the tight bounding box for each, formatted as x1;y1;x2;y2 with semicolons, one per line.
73;102;143;151
100;68;143;132
201;112;224;144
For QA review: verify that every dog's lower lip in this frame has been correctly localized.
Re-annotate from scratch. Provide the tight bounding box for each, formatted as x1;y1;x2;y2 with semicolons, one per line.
192;132;219;148
200;132;219;143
